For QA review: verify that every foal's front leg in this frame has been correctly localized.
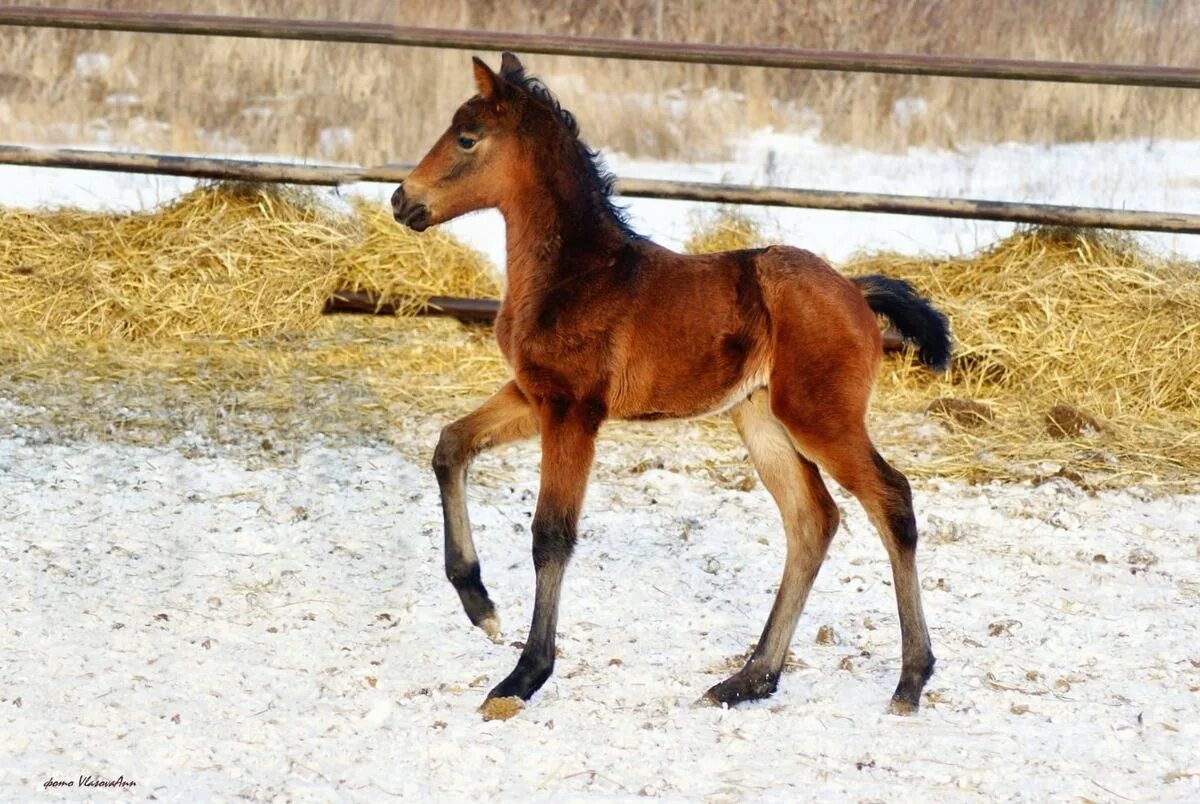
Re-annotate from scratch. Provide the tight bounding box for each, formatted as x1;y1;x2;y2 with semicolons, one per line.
433;382;538;641
482;401;597;716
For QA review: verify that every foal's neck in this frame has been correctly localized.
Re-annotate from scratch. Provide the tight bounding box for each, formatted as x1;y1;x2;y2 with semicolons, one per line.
501;153;631;303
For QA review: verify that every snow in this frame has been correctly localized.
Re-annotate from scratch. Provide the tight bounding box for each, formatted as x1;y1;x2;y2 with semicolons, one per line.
1;412;1198;801
601;134;1200;267
318;127;355;158
73;53;111;79
2;134;1198;273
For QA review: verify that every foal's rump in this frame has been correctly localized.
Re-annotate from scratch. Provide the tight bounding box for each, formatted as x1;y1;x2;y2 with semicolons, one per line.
757;245;951;377
751;245;947;430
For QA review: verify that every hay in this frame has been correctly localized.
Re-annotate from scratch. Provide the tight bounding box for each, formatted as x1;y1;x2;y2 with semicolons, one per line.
845;228;1200;488
1;184;341;340
0;183;504;445
0;182;497;340
1;189;1197;489
336;198;501;316
682;206;769;254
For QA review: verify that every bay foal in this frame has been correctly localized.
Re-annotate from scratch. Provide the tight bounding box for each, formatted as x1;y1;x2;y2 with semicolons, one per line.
393;53;951;716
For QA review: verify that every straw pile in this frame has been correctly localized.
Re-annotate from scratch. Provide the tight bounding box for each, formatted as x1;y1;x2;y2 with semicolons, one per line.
1;186;1197;489
846;228;1200;488
336;199;502;316
0;183;505;444
0;183;497;339
683;207;770;255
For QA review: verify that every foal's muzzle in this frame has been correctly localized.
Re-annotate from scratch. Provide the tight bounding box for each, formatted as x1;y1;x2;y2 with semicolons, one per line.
391;184;431;232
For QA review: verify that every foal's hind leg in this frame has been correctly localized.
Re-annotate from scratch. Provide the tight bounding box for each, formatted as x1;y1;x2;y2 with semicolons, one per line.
433;381;538;641
702;390;840;707
778;407;935;714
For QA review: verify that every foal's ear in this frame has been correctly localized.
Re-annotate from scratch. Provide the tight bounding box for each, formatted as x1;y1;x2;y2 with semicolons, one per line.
472;56;505;101
499;51;525;82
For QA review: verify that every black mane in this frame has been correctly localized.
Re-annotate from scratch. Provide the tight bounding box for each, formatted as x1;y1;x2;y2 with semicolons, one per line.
501;64;641;239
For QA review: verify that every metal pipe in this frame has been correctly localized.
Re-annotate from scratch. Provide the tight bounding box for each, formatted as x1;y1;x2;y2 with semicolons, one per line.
1;6;1198;89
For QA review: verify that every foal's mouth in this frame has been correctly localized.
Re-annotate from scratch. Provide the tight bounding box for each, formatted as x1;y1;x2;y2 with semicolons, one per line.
394;203;431;232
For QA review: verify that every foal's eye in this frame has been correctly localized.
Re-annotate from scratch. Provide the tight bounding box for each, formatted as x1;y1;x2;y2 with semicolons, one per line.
457;135;478;151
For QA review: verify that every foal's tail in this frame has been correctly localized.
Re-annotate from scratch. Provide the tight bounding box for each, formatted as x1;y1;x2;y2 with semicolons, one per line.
852;275;952;371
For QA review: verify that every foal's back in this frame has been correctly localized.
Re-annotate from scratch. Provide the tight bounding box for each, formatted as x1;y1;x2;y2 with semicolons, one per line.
608;242;879;422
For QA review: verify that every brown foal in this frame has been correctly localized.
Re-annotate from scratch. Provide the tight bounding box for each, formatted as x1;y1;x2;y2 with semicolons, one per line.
392;53;951;717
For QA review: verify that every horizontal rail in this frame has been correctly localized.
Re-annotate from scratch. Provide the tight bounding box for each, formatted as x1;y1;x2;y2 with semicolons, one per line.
1;6;1199;89
624;179;1200;233
0;146;371;185
326;291;502;322
3;145;1198;235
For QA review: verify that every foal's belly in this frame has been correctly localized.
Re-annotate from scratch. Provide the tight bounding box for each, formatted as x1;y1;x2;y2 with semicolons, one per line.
612;354;770;422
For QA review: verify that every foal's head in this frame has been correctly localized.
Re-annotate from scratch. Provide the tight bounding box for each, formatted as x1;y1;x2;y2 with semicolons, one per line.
392;53;628;235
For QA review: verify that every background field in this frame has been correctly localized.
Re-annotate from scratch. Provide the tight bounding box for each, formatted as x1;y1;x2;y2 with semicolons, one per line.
4;0;1199;162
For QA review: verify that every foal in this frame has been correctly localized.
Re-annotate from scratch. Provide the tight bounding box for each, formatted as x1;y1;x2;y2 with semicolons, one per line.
393;53;951;717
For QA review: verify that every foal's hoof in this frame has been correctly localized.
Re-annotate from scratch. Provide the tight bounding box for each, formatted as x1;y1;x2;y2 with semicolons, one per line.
479;696;524;722
889;656;935;715
698;672;779;708
477;613;502;643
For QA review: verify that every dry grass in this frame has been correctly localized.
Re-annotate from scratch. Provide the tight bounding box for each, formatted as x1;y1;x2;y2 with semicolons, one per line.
0;183;504;444
1;187;1198;490
336;199;501;316
849;229;1200;487
2;0;1197;162
0;183;496;340
682;207;770;254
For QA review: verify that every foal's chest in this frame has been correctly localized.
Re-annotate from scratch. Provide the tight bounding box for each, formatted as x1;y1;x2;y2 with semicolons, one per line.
494;302;616;404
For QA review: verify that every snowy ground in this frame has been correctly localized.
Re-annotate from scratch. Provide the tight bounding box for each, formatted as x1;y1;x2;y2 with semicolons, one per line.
2;134;1198;270
1;414;1198;801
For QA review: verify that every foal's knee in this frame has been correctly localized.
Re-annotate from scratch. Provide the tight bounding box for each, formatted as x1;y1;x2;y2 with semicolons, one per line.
432;423;469;484
531;510;576;569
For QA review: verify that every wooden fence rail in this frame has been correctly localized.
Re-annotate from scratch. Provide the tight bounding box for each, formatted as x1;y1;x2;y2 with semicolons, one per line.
3;145;1198;234
1;6;1199;88
1;8;1197;235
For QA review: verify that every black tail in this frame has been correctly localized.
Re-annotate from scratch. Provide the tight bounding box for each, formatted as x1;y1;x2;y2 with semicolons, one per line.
852;275;951;371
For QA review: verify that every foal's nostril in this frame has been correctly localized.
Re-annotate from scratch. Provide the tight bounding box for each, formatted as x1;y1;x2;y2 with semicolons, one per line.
401;204;430;232
390;182;430;230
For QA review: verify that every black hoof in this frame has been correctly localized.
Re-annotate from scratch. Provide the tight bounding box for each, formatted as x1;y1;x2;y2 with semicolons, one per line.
450;566;501;641
889;655;936;714
486;657;554;704
700;670;779;708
